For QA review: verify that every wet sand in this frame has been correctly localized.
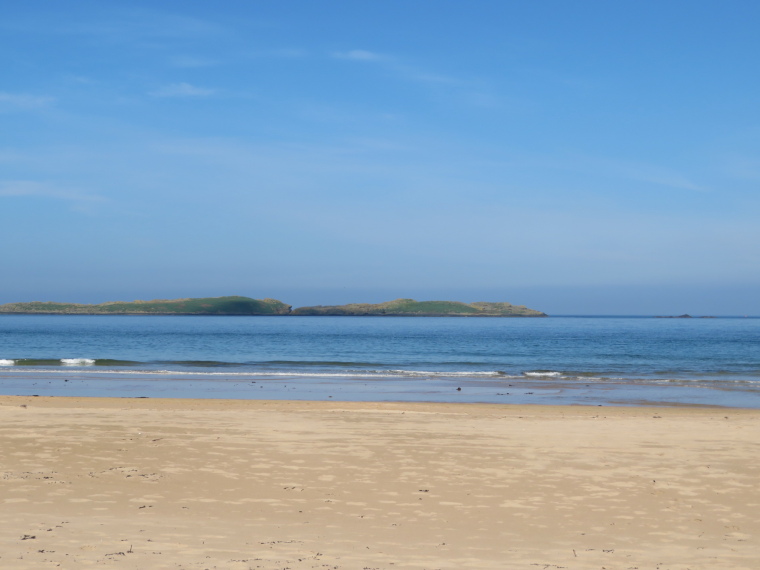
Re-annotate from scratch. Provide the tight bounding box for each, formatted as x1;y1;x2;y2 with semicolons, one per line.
0;396;758;569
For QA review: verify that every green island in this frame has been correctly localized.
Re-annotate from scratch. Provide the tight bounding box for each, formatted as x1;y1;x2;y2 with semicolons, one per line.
0;296;292;315
0;296;546;317
292;298;546;317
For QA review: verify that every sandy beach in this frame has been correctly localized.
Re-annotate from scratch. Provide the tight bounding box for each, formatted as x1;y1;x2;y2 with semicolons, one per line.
0;396;758;569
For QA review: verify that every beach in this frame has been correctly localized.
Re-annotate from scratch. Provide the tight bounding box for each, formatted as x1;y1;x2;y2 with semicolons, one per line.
0;396;758;569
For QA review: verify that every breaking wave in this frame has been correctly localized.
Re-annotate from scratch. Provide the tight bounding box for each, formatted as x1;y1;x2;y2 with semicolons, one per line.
61;358;96;366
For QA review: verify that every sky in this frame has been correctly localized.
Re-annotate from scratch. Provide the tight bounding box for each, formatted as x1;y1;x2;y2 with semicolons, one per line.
2;1;759;315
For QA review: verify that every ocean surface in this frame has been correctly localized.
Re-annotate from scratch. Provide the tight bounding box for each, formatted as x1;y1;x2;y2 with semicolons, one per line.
1;315;759;408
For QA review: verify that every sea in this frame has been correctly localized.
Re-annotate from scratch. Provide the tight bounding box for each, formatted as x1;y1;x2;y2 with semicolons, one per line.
0;314;759;408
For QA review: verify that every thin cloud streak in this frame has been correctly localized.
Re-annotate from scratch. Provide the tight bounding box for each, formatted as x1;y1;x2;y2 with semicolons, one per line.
0;180;105;203
331;49;466;91
1;7;225;41
586;156;708;193
0;92;55;110
149;83;215;97
507;153;709;194
724;156;760;181
168;55;219;68
332;49;384;61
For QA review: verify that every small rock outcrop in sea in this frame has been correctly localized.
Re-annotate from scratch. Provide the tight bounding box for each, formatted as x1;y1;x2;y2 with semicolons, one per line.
655;314;716;319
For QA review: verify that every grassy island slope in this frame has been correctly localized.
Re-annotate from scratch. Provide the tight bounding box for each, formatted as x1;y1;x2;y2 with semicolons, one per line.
0;296;291;315
291;298;546;317
0;297;546;316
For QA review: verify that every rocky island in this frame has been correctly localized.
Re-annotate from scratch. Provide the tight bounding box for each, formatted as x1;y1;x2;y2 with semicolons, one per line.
292;298;546;317
0;296;292;315
0;296;546;317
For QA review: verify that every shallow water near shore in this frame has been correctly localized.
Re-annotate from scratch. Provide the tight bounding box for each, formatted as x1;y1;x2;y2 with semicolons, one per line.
1;314;759;407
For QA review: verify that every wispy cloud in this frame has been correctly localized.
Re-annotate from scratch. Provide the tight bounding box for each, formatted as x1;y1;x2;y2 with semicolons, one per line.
0;150;27;163
630;169;707;192
0;180;104;203
244;48;309;60
331;49;464;89
407;72;459;85
724;156;760;181
149;82;215;97
65;75;98;85
585;156;708;192
267;48;308;58
168;55;219;68
513;153;708;194
332;49;385;62
2;8;225;42
0;92;55;110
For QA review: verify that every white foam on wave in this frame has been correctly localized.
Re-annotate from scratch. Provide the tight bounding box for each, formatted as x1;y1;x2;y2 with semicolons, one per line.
0;367;518;380
61;358;96;366
0;368;397;378
523;371;562;378
388;369;505;377
0;359;15;366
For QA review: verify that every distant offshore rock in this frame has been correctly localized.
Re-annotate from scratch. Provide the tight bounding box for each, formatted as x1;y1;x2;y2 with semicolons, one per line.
654;314;716;319
291;298;547;317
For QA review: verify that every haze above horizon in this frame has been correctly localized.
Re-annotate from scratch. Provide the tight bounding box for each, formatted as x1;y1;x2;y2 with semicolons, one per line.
2;1;759;315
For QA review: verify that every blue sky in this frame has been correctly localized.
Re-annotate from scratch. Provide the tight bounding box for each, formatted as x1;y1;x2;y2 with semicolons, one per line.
2;1;759;314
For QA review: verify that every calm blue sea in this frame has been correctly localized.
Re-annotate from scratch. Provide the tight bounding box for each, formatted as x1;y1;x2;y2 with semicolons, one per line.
1;315;759;408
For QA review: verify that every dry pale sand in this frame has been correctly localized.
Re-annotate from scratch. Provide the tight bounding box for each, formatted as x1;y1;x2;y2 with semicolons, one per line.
0;396;758;570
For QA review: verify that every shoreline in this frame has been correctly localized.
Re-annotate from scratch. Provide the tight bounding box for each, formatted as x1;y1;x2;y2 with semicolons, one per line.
3;368;759;409
2;393;759;411
1;395;758;569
